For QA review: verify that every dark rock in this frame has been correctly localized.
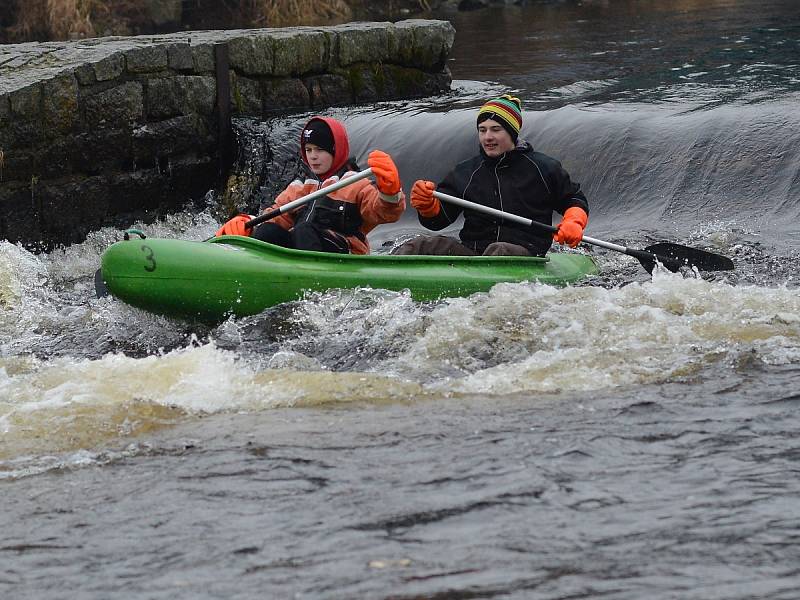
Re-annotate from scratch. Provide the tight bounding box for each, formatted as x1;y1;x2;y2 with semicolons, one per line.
125;45;169;73
42;73;79;134
230;74;262;117
304;74;352;108
132;114;212;165
145;75;215;119
71;128;134;175
83;81;144;127
271;29;330;76
262;79;311;114
167;42;194;71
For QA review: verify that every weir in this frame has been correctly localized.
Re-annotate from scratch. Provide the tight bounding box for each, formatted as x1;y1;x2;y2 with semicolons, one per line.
0;20;455;247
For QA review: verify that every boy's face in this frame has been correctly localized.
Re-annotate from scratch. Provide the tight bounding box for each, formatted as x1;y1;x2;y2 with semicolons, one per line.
304;143;334;176
478;119;515;157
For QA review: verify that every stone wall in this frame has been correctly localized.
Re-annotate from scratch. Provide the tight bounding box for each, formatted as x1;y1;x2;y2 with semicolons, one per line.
0;19;455;248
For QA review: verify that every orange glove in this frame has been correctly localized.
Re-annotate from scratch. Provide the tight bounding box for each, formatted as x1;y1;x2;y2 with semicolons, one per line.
367;150;401;195
411;180;440;218
215;214;254;237
553;207;588;248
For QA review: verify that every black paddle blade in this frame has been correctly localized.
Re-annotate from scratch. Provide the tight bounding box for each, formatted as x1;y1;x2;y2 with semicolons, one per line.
94;268;109;298
631;243;735;274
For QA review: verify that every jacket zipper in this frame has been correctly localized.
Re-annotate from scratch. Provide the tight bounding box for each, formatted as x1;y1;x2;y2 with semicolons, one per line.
494;154;506;243
303;180;322;223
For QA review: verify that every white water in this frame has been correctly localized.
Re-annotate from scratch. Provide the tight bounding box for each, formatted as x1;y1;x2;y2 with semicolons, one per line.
2;211;799;477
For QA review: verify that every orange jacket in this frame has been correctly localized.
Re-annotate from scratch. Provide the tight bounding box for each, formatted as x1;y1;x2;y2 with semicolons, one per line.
262;116;405;254
266;171;405;255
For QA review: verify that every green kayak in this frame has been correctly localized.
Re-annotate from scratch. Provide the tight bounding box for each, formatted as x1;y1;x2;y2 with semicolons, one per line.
98;234;598;322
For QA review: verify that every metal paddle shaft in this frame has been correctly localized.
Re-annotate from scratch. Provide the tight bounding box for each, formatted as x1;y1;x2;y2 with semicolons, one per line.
433;190;734;274
244;167;374;230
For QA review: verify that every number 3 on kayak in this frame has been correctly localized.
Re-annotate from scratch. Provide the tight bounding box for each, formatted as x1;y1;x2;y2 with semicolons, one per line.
140;244;156;273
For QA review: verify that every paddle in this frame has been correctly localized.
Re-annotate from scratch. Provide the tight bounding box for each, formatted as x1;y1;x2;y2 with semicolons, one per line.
433;190;735;274
95;168;376;298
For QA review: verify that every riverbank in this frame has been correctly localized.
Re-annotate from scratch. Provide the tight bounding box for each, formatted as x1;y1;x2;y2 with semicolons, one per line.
0;0;467;43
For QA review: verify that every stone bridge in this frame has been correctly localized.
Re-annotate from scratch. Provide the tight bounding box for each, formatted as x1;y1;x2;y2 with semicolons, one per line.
0;19;454;247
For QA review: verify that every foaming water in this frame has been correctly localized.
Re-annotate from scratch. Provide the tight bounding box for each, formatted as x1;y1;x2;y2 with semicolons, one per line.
2;92;799;486
0;341;425;466
3;263;799;475
234;270;800;390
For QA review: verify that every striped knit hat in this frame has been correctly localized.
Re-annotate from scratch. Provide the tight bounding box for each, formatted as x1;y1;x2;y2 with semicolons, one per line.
477;95;523;141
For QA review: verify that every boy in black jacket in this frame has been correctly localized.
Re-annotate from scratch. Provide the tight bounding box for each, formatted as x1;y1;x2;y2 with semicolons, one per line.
395;95;589;257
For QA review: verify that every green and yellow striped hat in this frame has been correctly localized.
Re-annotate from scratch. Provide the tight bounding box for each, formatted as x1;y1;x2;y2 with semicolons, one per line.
476;94;523;141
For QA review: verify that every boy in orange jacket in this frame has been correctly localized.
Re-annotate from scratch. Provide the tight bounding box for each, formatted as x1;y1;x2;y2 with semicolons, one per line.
217;116;405;255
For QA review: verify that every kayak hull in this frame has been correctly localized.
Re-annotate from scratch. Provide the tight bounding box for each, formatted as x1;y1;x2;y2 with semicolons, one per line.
99;236;598;322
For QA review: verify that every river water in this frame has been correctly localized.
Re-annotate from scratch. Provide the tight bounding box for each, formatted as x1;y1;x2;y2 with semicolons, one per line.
3;1;800;598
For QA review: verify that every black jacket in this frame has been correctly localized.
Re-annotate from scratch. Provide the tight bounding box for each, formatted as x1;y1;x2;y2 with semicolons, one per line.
420;141;589;256
294;158;364;237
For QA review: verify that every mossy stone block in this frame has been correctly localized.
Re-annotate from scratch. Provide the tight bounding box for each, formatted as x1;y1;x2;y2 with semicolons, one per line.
42;73;79;134
126;45;169;73
230;73;262;117
167;42;194;71
84;81;144;127
393;20;455;70
336;23;391;67
93;53;124;81
262;78;310;114
271;30;329;77
229;35;274;76
9;83;41;118
191;43;215;73
146;76;215;119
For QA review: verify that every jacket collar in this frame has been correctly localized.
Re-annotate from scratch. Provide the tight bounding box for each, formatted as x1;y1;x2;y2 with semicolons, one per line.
479;140;533;165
